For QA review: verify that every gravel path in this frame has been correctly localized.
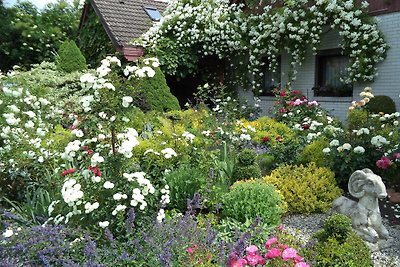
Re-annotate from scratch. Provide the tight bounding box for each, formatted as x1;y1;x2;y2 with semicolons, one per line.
282;213;400;267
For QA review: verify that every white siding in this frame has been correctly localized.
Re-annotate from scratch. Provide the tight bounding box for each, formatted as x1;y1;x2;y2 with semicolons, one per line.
257;12;400;122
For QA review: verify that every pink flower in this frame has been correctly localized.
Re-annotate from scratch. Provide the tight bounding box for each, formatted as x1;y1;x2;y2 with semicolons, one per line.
186;247;194;254
293;99;303;106
278;224;284;231
279;108;286;113
265;248;281;259
229;258;248;267
282;248;298;260
376;156;392;169
294;255;304;263
264;237;278;249
392;153;400;160
246;245;259;256
295;262;310;267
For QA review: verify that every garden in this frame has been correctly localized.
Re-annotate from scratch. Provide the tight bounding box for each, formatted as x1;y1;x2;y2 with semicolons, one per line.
1;0;400;266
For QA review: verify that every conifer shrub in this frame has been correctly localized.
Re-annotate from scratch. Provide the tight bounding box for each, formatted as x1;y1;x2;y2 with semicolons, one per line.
305;214;373;267
347;108;369;131
56;40;87;73
366;95;396;114
232;149;262;182
129;68;180;112
264;163;342;214
222;180;286;225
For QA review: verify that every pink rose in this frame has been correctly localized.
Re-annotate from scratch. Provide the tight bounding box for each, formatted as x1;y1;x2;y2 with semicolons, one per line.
265;237;278;249
376;156;392;170
246;245;259;256
265;248;281;259
229;258;247;267
282;248;298;260
186;247;194;254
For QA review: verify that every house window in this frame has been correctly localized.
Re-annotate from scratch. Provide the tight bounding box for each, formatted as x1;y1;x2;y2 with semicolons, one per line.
314;49;352;97
143;6;161;21
260;57;281;96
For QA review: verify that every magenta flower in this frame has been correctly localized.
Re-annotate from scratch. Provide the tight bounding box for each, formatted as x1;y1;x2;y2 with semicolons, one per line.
246;245;259;256
282;248;298;260
376;156;392;169
265;248;281;259
186;247;194;254
294;255;304;263
229;258;248;267
265;237;278;249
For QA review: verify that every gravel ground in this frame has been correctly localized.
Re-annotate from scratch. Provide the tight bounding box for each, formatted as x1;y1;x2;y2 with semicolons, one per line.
282;213;400;267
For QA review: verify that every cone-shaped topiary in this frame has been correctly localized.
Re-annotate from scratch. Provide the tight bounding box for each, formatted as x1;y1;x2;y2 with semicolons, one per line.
232;149;262;182
128;67;180;112
56;40;87;73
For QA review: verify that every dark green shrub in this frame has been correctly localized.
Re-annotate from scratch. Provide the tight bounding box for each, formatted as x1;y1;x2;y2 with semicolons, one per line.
222;180;286;225
366;95;396;114
314;214;352;243
164;166;207;212
306;214;373;267
264;163;342;214
129;68;180;112
232;149;262;182
56;40;87;73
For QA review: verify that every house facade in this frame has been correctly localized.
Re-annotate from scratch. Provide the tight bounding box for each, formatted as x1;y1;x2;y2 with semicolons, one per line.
241;1;400;121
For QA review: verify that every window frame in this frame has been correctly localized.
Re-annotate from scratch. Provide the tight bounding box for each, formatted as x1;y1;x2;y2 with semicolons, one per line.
313;49;353;97
143;6;161;22
259;56;282;97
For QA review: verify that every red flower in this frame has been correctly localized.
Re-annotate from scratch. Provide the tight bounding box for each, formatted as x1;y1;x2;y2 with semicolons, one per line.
376;156;392;170
262;136;270;143
279;91;287;97
291;90;301;95
302;124;310;130
279;108;286;113
61;168;75;176
89;166;102;177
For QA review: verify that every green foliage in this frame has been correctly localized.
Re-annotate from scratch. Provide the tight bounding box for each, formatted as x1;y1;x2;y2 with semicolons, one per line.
164;166;207;212
57;40;87;73
297;137;330;167
314;214;352;243
129;67;180;112
306;215;373;267
232;149;262;182
366;95;397;114
0;0;81;71
264;163;342;214
222;180;286;225
78;10;116;67
347;109;369;131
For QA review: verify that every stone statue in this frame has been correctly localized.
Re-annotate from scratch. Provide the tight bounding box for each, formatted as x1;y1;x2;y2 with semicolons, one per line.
332;168;390;244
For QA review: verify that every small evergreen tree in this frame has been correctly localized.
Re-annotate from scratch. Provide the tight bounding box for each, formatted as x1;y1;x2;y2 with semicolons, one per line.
57;40;87;73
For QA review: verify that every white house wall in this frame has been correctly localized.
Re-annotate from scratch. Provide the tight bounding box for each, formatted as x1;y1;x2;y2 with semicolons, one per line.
255;12;400;122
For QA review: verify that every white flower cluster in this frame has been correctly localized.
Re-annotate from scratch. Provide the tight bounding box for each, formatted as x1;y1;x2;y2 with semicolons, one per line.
161;147;177;159
117;128;140;158
123;171;155;196
160;184;170;206
371;135;390;147
61;179;84;206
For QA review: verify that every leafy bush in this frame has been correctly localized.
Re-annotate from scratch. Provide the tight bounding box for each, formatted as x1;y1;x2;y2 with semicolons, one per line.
129;66;180;112
366;95;396;114
56;40;87;73
264;163;342;214
306;214;373;267
297;137;330;167
314;214;352;243
222;180;286;225
347;109;368;132
232;149;262;182
165;166;207;212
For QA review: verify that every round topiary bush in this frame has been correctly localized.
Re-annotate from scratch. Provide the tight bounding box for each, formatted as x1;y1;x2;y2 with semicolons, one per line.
366;95;396;114
129;67;180;112
222;180;286;225
232;149;262;182
264;163;342;214
56;40;87;73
